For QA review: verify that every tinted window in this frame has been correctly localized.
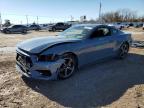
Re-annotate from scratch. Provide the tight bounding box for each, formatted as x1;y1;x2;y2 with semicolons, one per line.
111;28;119;35
13;25;20;28
57;23;64;26
59;25;94;39
91;27;111;38
30;25;36;27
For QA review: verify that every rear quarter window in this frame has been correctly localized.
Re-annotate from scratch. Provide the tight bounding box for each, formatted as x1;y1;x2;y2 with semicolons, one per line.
111;28;122;35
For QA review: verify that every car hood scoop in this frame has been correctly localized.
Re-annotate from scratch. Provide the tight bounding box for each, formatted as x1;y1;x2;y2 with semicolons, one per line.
17;36;79;54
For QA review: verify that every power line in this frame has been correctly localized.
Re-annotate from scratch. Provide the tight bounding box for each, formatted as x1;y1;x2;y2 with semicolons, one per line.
1;12;77;20
0;12;86;24
37;16;39;24
0;12;2;29
26;15;28;26
99;0;102;23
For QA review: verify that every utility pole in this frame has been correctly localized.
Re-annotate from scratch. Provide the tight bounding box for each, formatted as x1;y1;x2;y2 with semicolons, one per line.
99;0;102;23
37;16;39;24
70;15;74;21
0;12;2;29
26;15;28;26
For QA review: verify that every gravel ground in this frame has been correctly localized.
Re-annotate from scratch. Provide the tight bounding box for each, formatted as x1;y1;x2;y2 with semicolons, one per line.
0;28;144;108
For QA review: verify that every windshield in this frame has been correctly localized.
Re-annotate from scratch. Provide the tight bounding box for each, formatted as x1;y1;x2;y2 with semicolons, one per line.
8;25;14;28
58;25;95;39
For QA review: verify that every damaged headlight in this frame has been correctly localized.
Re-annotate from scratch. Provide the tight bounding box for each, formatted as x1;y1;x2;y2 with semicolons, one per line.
37;54;59;62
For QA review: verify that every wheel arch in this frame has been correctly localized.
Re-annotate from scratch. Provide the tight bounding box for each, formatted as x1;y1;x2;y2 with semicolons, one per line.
122;41;130;48
62;52;79;68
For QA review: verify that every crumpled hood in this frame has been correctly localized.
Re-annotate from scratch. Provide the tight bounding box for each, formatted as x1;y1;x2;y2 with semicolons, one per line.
17;36;80;54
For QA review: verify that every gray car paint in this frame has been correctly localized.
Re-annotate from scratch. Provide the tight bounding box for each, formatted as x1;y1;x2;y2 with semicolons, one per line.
16;24;132;80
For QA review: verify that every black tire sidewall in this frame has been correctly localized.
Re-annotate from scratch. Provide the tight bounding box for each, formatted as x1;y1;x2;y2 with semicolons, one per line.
118;43;129;59
6;30;10;34
58;54;77;79
52;27;56;32
22;29;27;34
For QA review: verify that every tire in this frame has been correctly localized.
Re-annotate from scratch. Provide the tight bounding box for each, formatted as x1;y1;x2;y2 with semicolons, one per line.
22;29;27;34
5;30;11;34
118;43;129;59
58;54;77;79
35;28;40;31
52;27;56;32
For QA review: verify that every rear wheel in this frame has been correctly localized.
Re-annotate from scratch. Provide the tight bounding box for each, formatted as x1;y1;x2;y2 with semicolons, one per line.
5;30;11;34
58;54;77;79
118;43;129;59
22;29;27;34
52;27;56;32
35;28;40;31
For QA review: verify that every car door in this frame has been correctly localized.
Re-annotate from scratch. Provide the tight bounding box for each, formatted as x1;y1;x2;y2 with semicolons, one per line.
30;25;35;30
79;26;116;65
57;23;64;30
11;25;19;32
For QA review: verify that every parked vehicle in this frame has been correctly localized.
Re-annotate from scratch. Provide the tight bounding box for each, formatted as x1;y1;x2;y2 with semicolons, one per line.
39;24;49;30
16;24;132;80
1;25;28;34
28;24;41;31
122;23;130;28
128;22;143;28
48;22;71;31
39;24;54;30
108;23;124;30
136;23;143;28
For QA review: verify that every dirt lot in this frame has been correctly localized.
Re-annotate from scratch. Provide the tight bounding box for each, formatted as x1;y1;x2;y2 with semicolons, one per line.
0;28;144;108
0;31;59;48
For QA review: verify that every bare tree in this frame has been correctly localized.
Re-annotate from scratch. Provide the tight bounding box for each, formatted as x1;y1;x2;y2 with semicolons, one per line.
3;19;11;27
101;9;138;23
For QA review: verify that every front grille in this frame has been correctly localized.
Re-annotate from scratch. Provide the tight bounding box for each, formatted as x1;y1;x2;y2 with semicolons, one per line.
37;70;52;77
16;52;33;71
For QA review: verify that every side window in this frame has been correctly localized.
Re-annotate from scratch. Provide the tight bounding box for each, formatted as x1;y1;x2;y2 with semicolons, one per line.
13;25;18;28
91;27;111;38
31;25;35;27
111;28;119;35
57;23;61;26
58;23;64;26
19;25;23;28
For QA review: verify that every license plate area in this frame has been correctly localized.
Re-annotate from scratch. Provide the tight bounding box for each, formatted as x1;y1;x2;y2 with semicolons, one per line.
16;52;32;71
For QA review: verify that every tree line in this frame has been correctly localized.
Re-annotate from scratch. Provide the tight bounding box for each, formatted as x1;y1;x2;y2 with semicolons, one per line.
100;9;144;23
1;9;144;27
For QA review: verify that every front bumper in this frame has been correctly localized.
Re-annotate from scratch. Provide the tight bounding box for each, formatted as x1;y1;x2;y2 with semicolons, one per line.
16;49;64;80
16;60;64;80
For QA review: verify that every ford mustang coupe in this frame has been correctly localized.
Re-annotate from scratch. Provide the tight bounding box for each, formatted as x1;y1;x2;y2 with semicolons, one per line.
16;24;132;80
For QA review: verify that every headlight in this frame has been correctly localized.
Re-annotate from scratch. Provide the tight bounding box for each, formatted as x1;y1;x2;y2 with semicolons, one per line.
37;54;59;62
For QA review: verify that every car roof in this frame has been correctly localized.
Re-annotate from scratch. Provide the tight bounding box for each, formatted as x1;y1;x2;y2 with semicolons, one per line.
72;24;120;31
73;24;107;27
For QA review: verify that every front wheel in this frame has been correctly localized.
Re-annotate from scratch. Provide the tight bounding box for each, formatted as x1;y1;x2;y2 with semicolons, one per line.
118;43;129;59
5;30;11;34
52;27;56;32
58;55;77;79
22;29;27;34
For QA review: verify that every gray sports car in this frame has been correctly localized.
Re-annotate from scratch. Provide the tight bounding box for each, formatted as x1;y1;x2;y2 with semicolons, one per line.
16;24;132;80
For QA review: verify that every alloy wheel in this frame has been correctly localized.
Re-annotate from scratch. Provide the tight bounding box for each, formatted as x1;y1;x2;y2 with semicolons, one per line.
58;56;75;79
119;43;129;59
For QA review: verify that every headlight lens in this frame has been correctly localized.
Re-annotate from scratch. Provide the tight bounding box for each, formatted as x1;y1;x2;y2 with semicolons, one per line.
38;54;59;62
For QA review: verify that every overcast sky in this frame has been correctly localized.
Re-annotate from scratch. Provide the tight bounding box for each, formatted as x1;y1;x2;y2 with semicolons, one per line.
0;0;144;24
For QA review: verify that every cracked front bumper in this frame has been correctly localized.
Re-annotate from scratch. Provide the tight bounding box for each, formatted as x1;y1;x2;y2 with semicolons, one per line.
16;59;64;80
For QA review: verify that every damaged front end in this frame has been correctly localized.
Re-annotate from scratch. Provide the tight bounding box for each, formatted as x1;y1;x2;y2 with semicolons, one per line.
16;48;65;80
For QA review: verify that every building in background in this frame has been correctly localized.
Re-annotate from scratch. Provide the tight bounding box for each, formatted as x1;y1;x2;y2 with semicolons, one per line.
80;15;87;22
